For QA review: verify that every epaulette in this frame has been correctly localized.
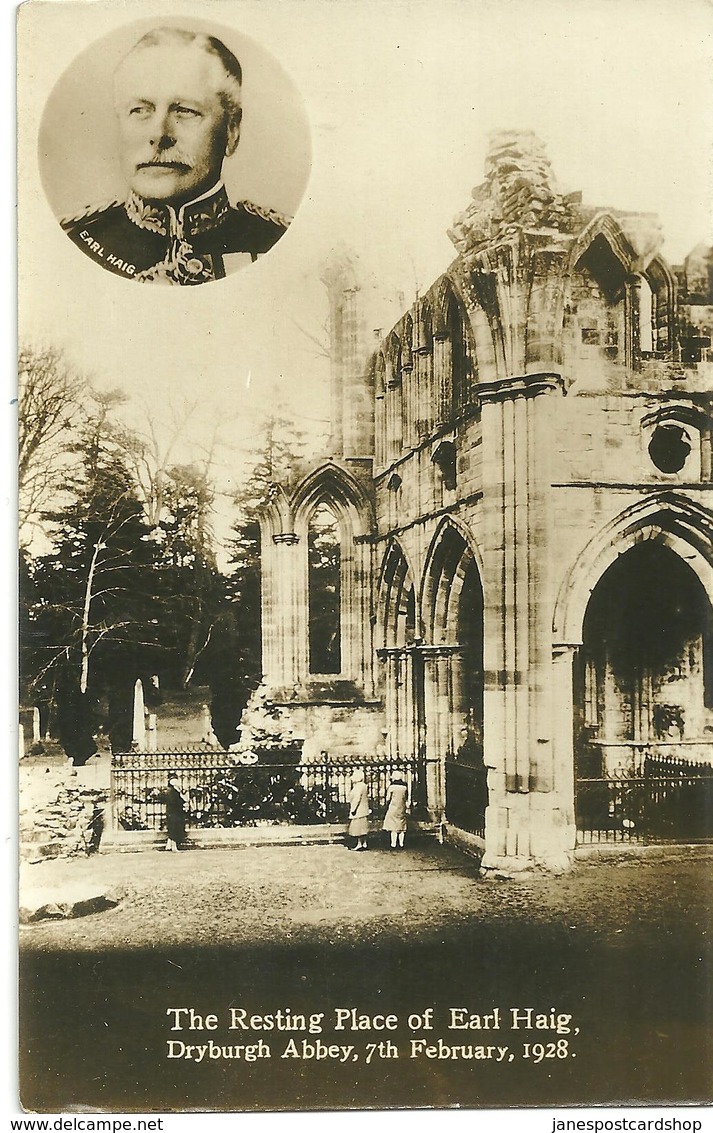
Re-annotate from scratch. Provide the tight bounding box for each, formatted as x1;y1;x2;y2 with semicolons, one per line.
239;199;292;229
60;198;124;230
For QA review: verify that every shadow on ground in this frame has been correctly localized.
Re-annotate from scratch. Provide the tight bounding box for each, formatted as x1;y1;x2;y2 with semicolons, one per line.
19;841;713;1112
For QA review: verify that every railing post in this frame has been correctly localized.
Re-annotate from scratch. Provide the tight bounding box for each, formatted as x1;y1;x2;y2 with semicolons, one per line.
109;754;118;832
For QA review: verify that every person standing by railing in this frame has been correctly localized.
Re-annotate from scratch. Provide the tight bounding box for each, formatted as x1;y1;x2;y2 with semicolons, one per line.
164;775;186;852
347;769;370;851
383;772;409;849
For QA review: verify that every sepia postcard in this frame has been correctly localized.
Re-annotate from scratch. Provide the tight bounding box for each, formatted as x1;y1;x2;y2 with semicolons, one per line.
16;0;713;1116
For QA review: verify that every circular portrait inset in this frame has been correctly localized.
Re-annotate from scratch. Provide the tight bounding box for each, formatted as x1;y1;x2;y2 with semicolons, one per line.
39;18;311;286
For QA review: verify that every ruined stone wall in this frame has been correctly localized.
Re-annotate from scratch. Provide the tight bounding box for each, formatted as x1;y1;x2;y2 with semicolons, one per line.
563;271;627;393
374;419;483;541
550;392;710;558
238;685;384;762
20;759;108;860
255;132;713;867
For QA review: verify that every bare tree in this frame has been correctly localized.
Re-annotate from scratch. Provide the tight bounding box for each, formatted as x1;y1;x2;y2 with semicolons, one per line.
117;397;227;534
18;345;85;545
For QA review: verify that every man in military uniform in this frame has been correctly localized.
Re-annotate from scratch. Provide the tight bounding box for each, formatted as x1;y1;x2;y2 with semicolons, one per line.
61;27;289;284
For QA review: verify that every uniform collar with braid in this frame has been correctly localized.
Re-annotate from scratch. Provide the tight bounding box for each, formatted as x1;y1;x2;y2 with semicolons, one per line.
124;183;231;239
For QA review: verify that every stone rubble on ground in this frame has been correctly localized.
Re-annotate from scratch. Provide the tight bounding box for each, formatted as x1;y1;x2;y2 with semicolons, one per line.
19;882;123;924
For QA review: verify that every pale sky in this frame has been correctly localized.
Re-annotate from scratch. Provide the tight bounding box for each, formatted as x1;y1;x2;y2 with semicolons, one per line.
17;0;713;550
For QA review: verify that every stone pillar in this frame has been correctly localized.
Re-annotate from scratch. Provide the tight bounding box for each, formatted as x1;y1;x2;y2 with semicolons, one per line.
549;643;579;864
387;647;414;760
399;648;415;760
32;706;41;743
433;334;452;427
414;345;433;440
393;650;403;757
626;277;641;371
421;646;458;819
478;372;571;872
449;649;467;753
422;649;441;818
380;647;422;765
268;533;302;688
386;374;403;461
132;679;146;752
380;650;399;758
201;704;218;748
401;361;414;449
375;389;385;468
350;533;374;694
147;713;158;753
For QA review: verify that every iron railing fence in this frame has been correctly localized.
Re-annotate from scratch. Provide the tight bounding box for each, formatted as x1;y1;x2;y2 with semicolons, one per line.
111;748;430;832
576;752;713;843
444;757;488;838
583;739;713;778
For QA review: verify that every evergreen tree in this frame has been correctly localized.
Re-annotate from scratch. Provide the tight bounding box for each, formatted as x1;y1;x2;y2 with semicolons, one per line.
30;392;158;759
151;463;226;689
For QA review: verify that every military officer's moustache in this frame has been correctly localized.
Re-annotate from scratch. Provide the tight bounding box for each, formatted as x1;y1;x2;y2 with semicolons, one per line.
138;160;192;170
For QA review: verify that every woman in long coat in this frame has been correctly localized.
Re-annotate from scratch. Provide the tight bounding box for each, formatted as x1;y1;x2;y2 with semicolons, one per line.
383;773;409;849
347;769;370;851
164;776;186;852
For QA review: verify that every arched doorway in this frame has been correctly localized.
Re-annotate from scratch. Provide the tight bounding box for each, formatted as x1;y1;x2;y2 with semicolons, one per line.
421;522;487;832
574;541;713;840
377;542;419;765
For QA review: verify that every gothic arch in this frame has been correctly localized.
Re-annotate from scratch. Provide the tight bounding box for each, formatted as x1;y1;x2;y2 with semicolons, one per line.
645;254;676;352
289;461;374;683
432;276;456;338
432;276;476;412
419;517;487;821
377;541;418;649
567;213;676;368
421;517;485;644
259;483;293;540
386;332;402;379
292;460;373;536
553;493;713;645
569;213;638;284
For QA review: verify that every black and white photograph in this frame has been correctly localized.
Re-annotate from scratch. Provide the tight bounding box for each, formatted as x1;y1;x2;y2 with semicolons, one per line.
37;16;310;282
15;0;713;1120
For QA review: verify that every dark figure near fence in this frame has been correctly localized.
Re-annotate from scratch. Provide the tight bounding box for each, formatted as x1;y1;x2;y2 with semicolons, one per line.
86;802;105;854
163;777;186;852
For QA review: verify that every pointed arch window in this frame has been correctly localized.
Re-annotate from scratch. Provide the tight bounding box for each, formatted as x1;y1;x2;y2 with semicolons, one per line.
446;292;473;412
308;504;341;674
